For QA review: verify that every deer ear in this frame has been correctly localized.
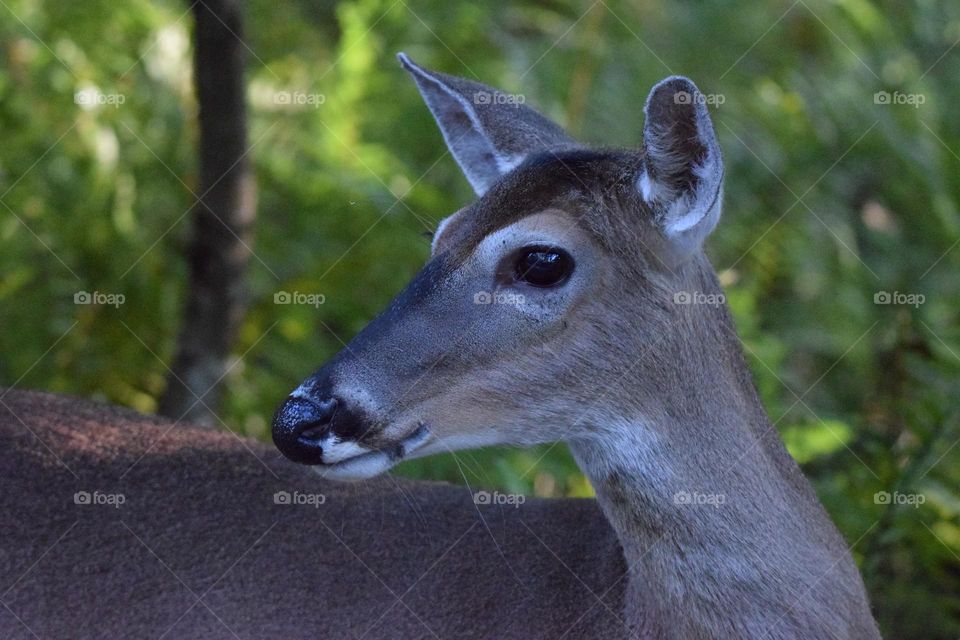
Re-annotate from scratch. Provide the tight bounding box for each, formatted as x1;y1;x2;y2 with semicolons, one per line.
398;53;577;196
639;76;723;259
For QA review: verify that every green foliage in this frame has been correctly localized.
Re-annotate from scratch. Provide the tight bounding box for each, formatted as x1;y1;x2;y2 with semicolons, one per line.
1;0;959;635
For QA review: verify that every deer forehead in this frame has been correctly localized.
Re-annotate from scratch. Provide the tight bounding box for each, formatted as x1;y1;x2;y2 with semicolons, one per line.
431;149;645;260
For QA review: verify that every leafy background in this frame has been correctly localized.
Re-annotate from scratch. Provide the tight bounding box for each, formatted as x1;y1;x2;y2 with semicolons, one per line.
1;0;959;635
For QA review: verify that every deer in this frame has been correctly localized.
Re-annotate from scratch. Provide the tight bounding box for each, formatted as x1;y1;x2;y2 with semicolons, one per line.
0;55;880;639
270;54;882;638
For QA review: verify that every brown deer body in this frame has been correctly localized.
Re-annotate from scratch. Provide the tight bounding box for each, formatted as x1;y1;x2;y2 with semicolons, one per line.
0;389;627;639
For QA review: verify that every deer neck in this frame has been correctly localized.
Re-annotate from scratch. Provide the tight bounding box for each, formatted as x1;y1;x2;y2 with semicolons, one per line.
568;259;868;639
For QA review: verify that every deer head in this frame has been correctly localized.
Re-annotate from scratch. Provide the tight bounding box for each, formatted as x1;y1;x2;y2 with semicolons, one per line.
272;54;725;480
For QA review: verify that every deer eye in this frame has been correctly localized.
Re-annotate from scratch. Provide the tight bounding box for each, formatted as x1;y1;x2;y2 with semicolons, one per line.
514;246;573;287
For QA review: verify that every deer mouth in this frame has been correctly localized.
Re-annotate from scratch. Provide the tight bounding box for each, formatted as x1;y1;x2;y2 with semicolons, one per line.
272;394;433;476
312;422;432;481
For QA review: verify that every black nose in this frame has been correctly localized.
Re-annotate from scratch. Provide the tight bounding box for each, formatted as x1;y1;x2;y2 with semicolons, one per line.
272;396;338;465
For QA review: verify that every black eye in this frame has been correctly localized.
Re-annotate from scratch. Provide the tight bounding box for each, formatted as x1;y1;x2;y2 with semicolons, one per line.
514;246;574;287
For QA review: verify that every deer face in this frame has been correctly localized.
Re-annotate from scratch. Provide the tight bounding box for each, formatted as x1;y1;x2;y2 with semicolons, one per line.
272;55;723;480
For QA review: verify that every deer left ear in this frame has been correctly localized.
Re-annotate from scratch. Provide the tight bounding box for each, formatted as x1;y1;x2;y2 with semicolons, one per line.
398;53;578;197
639;76;723;260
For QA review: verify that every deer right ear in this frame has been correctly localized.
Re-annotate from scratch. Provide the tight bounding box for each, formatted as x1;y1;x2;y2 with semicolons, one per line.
398;53;577;196
639;76;724;261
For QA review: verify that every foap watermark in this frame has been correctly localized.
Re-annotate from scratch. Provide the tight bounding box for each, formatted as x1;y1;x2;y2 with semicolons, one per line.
874;491;925;508
874;291;924;308
74;490;126;509
273;90;326;109
474;290;525;305
473;90;525;106
673;291;725;307
74;88;126;109
274;291;326;308
873;90;925;108
473;490;526;508
674;90;725;107
273;490;327;508
74;291;125;308
673;490;726;508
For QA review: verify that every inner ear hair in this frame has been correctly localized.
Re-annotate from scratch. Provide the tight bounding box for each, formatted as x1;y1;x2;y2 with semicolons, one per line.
641;122;707;206
639;75;724;253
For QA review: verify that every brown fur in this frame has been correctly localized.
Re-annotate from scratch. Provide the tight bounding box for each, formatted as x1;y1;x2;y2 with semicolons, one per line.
439;149;648;267
0;389;628;639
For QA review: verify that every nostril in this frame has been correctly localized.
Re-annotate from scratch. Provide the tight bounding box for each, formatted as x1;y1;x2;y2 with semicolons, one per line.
271;396;338;464
300;423;329;441
279;397;337;435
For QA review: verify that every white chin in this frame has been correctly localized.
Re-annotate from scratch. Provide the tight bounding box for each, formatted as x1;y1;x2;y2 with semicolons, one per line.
312;423;431;482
